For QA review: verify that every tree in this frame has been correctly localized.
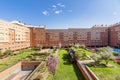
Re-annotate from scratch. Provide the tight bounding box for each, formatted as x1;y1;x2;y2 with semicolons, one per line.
100;47;114;65
100;51;112;65
91;54;101;66
90;47;114;66
46;55;59;75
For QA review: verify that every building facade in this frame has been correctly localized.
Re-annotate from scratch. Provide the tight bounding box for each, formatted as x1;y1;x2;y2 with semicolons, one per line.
109;23;120;48
29;27;46;48
1;20;120;53
30;26;108;48
0;20;30;52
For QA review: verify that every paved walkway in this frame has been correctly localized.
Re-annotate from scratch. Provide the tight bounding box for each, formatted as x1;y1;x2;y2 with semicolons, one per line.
79;60;95;64
40;49;50;53
6;70;32;80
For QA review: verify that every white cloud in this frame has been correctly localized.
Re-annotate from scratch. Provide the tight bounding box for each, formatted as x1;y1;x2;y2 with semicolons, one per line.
113;11;117;16
52;5;57;10
52;5;57;8
57;3;65;8
42;11;49;15
41;3;71;15
55;10;62;14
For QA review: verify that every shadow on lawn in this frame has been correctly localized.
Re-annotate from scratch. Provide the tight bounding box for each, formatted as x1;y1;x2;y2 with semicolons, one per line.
62;53;85;80
62;54;71;65
73;63;85;80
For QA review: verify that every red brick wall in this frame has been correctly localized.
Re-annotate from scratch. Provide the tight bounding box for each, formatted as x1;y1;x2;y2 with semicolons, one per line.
30;27;109;48
21;62;40;66
109;26;120;47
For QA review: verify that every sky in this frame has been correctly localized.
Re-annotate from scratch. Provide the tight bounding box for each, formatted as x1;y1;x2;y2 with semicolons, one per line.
0;0;120;29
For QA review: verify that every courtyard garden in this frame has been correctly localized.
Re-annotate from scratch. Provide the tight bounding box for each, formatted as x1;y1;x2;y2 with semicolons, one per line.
1;45;120;80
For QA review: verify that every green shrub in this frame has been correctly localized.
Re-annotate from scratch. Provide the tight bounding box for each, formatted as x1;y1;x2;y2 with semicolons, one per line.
75;50;89;60
113;52;118;56
4;50;13;56
34;45;43;51
0;50;3;57
53;46;57;52
79;45;86;49
116;75;120;80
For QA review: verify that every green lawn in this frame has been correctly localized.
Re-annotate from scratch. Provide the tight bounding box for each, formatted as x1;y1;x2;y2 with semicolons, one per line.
53;49;85;80
90;61;120;80
0;49;35;72
78;48;93;56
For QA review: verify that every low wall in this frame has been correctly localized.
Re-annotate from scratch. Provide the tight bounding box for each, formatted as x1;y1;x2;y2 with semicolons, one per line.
115;57;120;62
76;60;99;80
22;61;40;71
26;61;44;80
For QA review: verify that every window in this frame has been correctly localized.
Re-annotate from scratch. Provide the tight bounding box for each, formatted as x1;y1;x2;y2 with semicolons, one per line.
0;38;4;41
96;32;99;34
0;27;4;30
0;44;3;46
0;33;4;36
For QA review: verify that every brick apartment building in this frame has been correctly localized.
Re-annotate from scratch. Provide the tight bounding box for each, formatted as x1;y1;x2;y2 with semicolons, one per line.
0;20;120;52
30;26;108;48
0;20;30;52
109;23;120;48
